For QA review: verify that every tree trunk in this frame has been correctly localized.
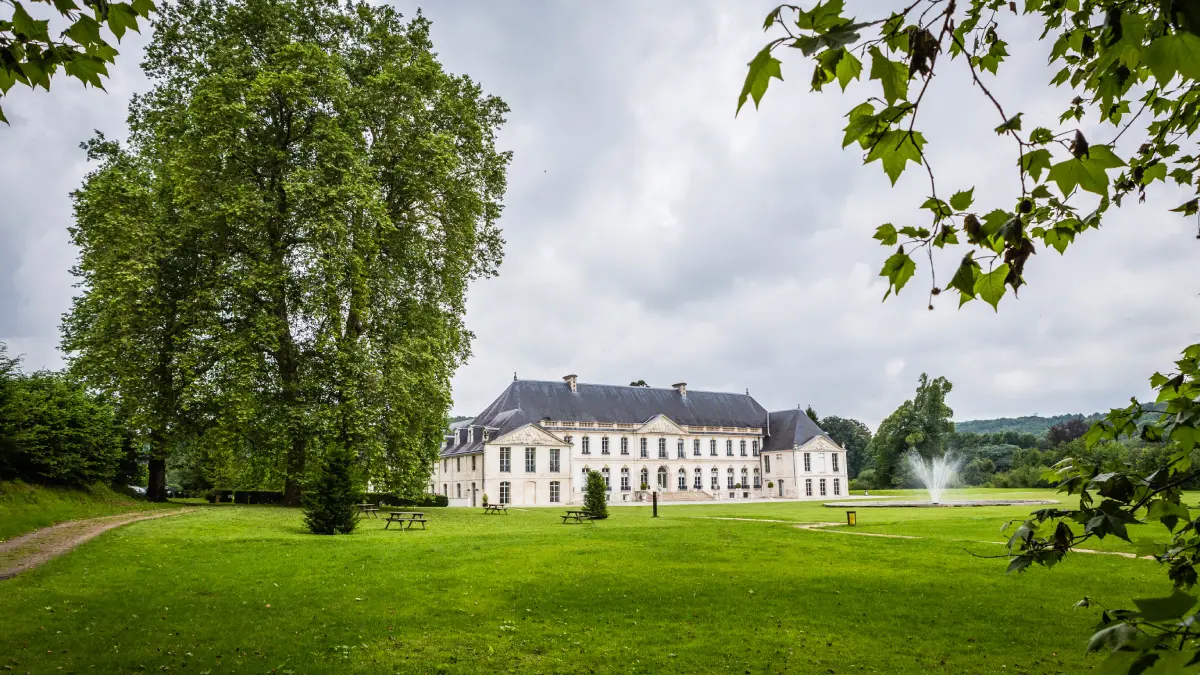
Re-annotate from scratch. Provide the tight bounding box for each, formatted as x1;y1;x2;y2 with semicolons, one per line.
146;456;169;502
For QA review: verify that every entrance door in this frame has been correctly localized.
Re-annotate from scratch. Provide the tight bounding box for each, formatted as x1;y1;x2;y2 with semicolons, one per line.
778;480;784;497
524;481;537;505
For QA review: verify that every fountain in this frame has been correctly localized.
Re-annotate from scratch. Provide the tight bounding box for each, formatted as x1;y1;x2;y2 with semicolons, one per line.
823;450;1057;509
905;450;961;503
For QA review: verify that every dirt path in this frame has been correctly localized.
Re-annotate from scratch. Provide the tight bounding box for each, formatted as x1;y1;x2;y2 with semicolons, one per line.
0;509;191;581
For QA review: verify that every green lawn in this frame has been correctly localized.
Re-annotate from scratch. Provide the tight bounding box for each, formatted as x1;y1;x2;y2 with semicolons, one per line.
0;490;1176;674
0;481;169;541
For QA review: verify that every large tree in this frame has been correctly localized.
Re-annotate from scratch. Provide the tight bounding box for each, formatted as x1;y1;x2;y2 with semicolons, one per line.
866;373;954;487
818;414;873;478
740;0;1200;667
65;0;509;503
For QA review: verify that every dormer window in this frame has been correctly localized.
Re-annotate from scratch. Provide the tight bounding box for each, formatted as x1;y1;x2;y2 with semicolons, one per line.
483;429;490;442
468;427;474;443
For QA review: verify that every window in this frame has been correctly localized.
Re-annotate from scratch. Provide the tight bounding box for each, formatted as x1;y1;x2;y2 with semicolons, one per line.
805;478;813;497
710;439;717;456
740;440;747;456
710;467;719;490
443;459;447;471
657;466;668;490
694;467;702;489
500;481;511;504
442;483;447;495
677;439;685;458
832;453;840;473
640;438;648;458
581;466;590;489
621;467;630;491
658;438;667;459
727;468;735;489
468;427;473;443
483;429;489;442
525;447;536;472
803;452;811;472
640;467;649;489
726;440;733;456
677;468;687;490
601;436;610;454
752;440;759;456
500;447;511;472
833;478;841;496
621;437;629;455
693;439;701;456
471;455;476;471
819;478;827;496
741;467;748;488
564;434;573;446
764;455;771;473
550;481;560;503
754;468;761;488
456;483;461;498
602;467;611;491
581;436;590;454
550;448;560;472
456;457;461;471
818;453;826;472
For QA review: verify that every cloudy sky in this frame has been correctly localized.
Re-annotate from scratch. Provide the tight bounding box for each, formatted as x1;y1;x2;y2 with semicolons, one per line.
1;1;1196;427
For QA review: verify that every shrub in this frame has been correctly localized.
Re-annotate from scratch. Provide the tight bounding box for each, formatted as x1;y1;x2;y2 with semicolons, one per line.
303;447;358;535
481;493;488;507
363;492;448;508
767;481;775;488
851;468;877;491
583;470;608;520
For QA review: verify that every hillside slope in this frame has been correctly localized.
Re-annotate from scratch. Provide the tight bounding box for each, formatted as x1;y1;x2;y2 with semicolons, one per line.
954;412;1105;436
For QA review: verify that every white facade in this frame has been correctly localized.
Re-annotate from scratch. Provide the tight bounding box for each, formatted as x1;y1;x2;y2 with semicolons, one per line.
433;412;847;507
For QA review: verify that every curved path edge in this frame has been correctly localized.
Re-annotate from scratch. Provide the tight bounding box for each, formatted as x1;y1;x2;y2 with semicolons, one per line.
0;508;191;581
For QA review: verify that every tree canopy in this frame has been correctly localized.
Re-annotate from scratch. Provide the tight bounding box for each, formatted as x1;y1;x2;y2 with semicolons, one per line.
866;373;954;487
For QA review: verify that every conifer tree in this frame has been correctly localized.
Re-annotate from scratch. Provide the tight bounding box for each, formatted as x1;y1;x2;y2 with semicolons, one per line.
303;446;358;535
582;470;608;520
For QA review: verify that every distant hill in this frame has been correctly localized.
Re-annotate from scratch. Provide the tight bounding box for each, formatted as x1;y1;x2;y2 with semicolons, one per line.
955;413;1105;436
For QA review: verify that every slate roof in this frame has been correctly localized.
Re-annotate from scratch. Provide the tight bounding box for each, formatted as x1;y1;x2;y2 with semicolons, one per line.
441;379;834;458
763;409;832;452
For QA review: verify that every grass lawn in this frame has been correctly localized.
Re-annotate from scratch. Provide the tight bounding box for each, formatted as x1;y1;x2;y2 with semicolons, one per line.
0;489;1177;674
0;481;170;542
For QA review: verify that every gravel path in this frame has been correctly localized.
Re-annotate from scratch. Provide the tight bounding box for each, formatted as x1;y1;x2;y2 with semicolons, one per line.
0;509;191;581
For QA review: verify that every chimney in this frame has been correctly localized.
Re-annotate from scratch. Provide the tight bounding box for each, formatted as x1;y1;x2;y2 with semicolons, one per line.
672;382;687;398
563;374;578;393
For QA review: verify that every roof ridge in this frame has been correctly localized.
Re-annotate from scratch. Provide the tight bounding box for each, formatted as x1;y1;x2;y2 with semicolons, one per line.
514;378;753;397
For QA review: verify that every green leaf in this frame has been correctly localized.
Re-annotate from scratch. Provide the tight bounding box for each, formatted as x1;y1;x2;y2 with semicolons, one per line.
873;223;898;246
1142;163;1167;183
868;46;908;104
1086;145;1126;169
879;248;916;299
842;102;877;148
1144;32;1200;85
950;188;974;211
974;264;1010;310
737;46;784;115
834;50;861;91
130;0;156;16
106;3;140;40
865;130;925;185
11;2;51;42
993;113;1023;135
1047;158;1109;197
1132;589;1197;621
947;254;980;297
1020;149;1053;182
1028;127;1054;144
66;16;105;48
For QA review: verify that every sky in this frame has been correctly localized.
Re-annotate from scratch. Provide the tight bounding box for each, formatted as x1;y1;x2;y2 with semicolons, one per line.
0;1;1196;427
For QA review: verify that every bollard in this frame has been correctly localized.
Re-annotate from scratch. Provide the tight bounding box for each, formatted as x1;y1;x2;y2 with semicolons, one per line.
652;491;658;518
846;510;857;526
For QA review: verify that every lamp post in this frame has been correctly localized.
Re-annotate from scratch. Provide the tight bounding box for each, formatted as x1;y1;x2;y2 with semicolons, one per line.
652;491;658;518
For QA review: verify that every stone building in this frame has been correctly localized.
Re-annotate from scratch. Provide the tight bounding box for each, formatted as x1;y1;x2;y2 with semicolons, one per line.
431;376;847;507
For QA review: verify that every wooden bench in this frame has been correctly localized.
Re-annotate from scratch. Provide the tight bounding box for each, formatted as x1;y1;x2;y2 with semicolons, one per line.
561;509;595;524
384;511;427;530
483;504;508;515
355;503;379;519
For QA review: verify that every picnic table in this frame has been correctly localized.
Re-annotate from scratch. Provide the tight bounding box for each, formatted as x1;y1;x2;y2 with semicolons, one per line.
355;503;379;518
483;504;508;515
384;511;427;530
561;509;594;524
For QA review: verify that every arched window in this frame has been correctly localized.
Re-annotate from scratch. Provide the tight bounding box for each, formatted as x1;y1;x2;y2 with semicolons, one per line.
602;467;611;490
657;466;668;489
727;467;735;489
710;467;719;490
753;468;761;488
640;467;649;490
741;467;748;489
499;481;511;504
694;467;702;489
658;438;667;458
620;467;630;491
677;468;687;490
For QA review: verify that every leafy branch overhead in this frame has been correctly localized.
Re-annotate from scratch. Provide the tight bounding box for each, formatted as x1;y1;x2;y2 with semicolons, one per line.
741;0;1200;311
0;0;155;124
